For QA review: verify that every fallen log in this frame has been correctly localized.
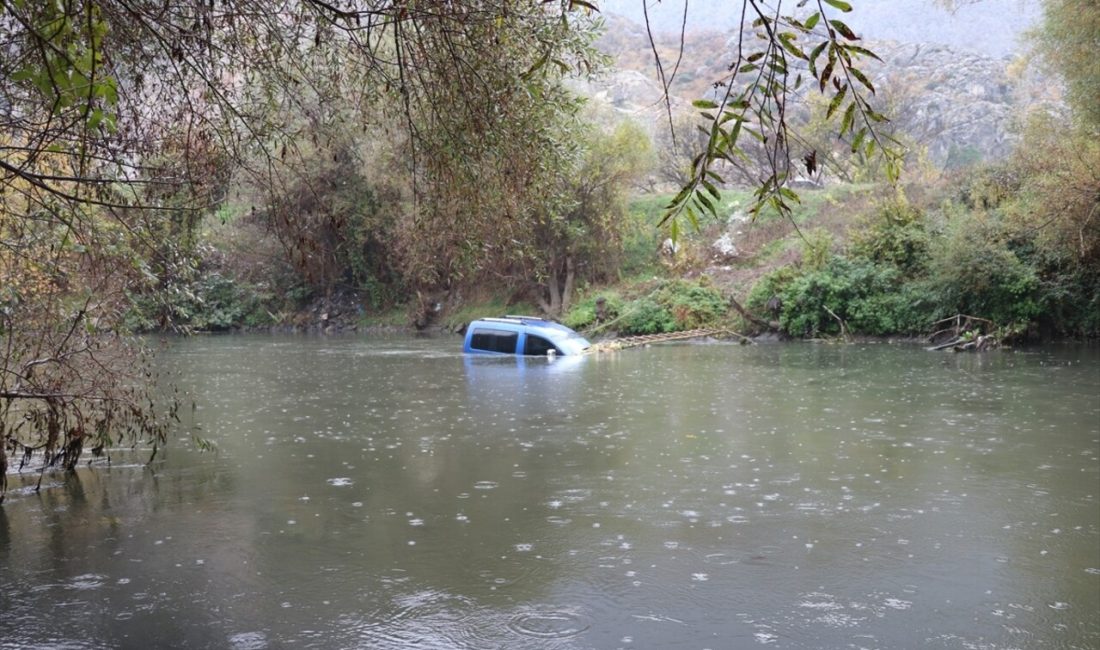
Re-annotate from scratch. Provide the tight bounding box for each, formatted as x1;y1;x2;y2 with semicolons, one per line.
728;296;779;331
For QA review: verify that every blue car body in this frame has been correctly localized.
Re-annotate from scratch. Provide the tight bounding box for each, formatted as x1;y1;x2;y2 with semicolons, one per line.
463;316;591;356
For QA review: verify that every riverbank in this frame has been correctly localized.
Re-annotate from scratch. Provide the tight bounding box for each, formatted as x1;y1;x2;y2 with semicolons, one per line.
132;171;1099;343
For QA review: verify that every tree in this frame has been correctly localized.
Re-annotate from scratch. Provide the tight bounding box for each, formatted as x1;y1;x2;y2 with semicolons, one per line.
1032;0;1100;130
0;168;180;500
534;119;653;316
0;0;603;492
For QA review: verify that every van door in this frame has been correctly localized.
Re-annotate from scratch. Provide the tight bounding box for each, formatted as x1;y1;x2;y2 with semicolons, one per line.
522;334;560;356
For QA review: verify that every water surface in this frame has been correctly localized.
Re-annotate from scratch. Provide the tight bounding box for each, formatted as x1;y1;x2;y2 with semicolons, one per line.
2;337;1098;649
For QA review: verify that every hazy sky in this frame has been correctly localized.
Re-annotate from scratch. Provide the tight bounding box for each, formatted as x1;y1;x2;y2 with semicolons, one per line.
598;0;1041;57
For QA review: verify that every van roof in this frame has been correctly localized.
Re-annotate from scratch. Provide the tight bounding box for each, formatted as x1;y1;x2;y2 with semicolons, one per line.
477;316;573;332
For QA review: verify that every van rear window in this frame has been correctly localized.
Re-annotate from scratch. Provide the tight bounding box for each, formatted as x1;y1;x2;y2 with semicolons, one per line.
470;328;517;354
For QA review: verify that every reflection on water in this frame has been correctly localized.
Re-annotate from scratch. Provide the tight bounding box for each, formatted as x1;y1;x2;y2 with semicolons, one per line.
1;337;1098;649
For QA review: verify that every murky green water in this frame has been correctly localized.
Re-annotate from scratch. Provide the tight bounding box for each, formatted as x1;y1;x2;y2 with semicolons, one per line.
2;337;1098;649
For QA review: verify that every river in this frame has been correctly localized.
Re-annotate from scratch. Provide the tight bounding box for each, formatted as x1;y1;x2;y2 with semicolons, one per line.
1;336;1097;649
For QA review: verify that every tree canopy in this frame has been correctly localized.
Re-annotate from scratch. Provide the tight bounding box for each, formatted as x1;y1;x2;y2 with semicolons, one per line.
0;0;602;497
1031;0;1100;130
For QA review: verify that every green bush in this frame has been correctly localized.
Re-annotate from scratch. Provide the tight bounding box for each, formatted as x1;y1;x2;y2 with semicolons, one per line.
612;279;727;335
925;216;1040;327
753;256;934;337
124;272;275;332
619;296;675;334
957;165;1021;211
563;291;624;330
844;281;942;335
745;267;798;315
188;274;277;331
849;198;931;275
655;279;727;330
799;228;834;271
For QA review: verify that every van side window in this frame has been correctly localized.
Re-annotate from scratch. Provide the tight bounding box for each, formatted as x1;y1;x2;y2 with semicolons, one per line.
523;334;559;356
470;328;517;354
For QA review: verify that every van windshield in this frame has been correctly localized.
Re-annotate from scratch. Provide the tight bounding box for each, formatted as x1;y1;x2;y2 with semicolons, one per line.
554;332;590;355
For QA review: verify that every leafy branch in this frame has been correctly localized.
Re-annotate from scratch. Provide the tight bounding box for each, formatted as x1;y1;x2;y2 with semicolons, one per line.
658;0;903;237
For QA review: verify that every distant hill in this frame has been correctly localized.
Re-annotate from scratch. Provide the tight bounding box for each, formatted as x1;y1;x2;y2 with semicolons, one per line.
584;7;1059;170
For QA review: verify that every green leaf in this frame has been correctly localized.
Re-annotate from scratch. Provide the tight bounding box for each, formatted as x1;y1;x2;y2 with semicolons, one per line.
823;0;853;11
695;189;717;217
805;12;821;29
846;45;883;61
685;205;699;230
829;19;859;41
809;41;828;65
664;185;692;211
778;187;802;203
97;77;119;105
778;33;806;59
702;179;721;200
826;84;848;119
87;108;104;131
866;108;889;123
851;127;866;153
10;67;35;82
849;66;875;94
819;57;835;92
692;99;718;109
886;157;902;184
841;101;856;134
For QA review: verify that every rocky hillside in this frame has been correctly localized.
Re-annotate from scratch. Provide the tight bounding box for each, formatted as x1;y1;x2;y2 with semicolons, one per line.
587;14;1060;169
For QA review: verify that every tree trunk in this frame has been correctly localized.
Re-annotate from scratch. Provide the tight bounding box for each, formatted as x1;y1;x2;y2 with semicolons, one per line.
541;257;563;317
729;295;779;331
560;256;576;315
548;272;561;316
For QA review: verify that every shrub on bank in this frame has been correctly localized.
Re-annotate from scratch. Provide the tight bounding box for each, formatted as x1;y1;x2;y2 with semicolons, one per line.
924;215;1041;328
656;279;728;330
563;291;625;330
565;279;727;335
748;256;937;337
125;273;276;332
848;197;931;275
618;295;676;334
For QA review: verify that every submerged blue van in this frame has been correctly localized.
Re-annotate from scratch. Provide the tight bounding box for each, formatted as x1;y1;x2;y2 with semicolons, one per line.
463;316;591;356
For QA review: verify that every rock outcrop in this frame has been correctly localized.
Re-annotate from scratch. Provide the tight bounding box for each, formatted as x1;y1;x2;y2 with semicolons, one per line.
589;16;1062;169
